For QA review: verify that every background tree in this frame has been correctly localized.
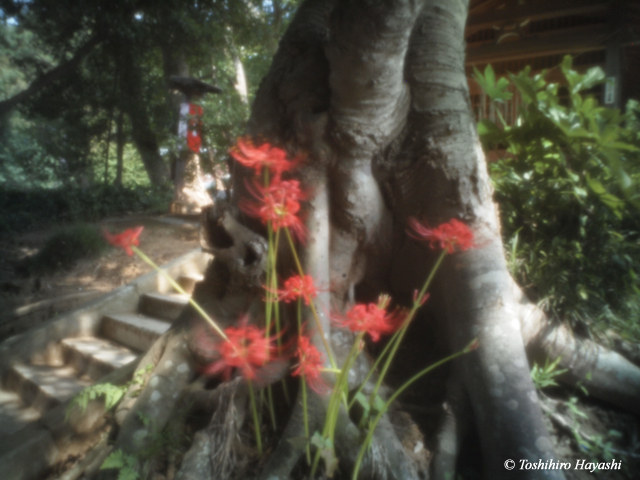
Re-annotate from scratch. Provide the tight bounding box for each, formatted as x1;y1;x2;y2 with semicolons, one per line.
0;0;297;188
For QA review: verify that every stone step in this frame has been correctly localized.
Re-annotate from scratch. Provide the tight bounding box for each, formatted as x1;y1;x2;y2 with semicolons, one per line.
101;313;171;352
0;390;40;437
3;364;91;415
139;292;190;322
176;273;204;295
60;337;138;382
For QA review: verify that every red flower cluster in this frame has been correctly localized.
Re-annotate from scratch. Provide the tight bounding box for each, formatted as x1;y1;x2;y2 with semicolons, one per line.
333;296;404;342
241;178;307;241
103;226;144;256
230;136;308;241
230;137;300;178
201;323;276;381
408;218;474;253
292;336;327;394
272;274;318;305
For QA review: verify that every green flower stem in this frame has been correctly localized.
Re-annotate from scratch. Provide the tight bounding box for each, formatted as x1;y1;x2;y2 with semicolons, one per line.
347;327;402;410
352;344;473;480
265;225;283;419
297;299;311;463
131;246;228;342
284;228;337;371
301;377;311;464
248;378;263;456
265;227;275;332
311;331;365;477
267;385;277;430
272;229;282;348
368;250;447;407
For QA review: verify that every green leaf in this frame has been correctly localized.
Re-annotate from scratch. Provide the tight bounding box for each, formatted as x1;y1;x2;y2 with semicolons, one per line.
578;286;589;300
354;392;370;410
310;431;331;450
118;469;139;480
101;450;126;470
477;119;501;136
586;175;606;195
474;64;513;102
511;75;536;103
372;394;386;413
574;67;605;93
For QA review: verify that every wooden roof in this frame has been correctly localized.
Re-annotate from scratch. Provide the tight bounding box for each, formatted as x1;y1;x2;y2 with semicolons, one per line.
466;0;640;66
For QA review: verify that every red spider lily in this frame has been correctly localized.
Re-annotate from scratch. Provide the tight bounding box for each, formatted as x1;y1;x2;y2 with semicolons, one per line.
240;177;307;241
200;323;277;381
408;218;474;254
230;137;301;178
292;335;328;394
332;296;404;342
103;226;144;256
269;275;318;305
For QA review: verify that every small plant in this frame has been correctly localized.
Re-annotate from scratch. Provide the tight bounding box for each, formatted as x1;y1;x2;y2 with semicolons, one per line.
581;430;623;463
66;364;153;421
530;357;568;389
100;449;139;480
26;223;107;274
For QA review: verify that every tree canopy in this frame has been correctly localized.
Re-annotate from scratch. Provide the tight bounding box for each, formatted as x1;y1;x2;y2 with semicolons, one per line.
0;0;300;188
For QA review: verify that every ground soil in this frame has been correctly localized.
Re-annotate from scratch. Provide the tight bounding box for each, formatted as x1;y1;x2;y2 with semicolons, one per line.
0;215;200;341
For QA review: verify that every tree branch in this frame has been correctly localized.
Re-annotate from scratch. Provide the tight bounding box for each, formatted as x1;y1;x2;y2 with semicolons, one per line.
0;34;103;117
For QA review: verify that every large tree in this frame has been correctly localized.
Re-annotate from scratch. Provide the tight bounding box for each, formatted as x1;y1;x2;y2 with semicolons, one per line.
93;1;640;479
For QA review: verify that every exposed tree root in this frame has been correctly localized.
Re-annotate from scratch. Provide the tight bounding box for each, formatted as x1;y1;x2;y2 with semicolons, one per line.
176;378;248;480
258;396;318;480
115;329;193;454
429;372;471;480
517;283;640;415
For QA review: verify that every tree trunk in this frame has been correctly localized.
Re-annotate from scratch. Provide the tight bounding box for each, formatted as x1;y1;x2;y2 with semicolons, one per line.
115;109;125;186
161;44;189;135
383;2;563;478
119;44;169;186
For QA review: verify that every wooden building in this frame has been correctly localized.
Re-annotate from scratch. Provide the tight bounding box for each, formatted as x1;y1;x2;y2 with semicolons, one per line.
466;0;640;123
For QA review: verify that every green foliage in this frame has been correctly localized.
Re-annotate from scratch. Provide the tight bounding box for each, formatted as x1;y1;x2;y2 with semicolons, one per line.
26;223;108;274
530;357;568;389
67;364;153;421
476;57;640;337
66;382;126;421
1;0;300;189
101;449;139;480
0;184;172;235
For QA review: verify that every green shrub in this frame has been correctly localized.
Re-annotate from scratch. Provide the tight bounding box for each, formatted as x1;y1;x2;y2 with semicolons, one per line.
27;223;108;274
476;57;640;339
0;184;172;235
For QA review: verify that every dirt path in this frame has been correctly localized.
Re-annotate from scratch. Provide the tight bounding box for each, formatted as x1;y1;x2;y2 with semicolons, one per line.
0;215;201;341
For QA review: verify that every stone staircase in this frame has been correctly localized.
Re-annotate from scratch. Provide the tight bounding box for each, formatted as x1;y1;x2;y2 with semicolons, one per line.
0;249;210;480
